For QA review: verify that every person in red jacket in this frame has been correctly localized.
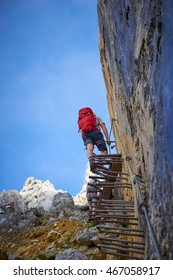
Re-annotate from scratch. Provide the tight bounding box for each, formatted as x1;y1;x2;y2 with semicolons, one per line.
78;107;111;169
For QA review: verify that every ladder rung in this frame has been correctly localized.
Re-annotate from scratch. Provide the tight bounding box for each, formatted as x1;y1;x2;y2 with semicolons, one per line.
98;243;144;254
98;232;144;237
101;199;133;204
98;230;144;238
98;247;144;260
102;207;134;211
97;219;138;226
99;236;145;245
95;209;136;215
99;239;145;250
97;214;138;220
101;203;134;207
96;214;135;218
98;225;144;233
96;185;132;189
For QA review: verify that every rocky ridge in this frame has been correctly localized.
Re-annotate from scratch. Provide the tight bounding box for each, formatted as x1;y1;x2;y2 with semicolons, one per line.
0;169;107;260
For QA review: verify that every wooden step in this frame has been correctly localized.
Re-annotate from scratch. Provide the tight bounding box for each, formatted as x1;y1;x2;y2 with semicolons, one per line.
98;243;144;255
98;245;144;260
99;236;145;246
97;219;138;226
97;225;144;238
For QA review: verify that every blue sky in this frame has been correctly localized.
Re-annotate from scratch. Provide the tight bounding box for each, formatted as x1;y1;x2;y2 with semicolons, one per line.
0;0;111;196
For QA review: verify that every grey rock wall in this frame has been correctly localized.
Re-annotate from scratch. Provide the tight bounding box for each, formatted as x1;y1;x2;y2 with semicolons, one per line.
97;0;173;259
0;177;86;232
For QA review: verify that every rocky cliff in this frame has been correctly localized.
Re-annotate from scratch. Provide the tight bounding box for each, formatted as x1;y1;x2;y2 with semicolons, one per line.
97;0;173;259
0;174;105;260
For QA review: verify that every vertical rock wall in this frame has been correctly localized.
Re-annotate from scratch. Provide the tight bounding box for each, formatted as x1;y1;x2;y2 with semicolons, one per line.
97;0;173;259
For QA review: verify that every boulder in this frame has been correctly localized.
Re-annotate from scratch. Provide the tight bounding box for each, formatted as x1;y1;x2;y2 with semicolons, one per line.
52;192;75;210
20;177;59;211
0;190;25;213
55;248;88;260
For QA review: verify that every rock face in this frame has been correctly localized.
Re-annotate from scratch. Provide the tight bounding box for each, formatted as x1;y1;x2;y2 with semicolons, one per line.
20;177;60;211
97;0;173;259
0;176;105;260
0;177;86;233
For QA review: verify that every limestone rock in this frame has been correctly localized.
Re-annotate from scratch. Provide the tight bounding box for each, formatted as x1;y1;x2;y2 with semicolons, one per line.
55;248;88;260
0;190;25;213
52;192;75;210
75;230;98;246
97;0;173;259
20;177;66;211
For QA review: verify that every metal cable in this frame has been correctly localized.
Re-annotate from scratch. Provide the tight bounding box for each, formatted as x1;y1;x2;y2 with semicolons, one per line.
110;118;162;260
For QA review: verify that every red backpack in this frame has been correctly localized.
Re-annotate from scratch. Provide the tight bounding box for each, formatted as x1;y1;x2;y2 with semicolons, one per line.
78;107;97;134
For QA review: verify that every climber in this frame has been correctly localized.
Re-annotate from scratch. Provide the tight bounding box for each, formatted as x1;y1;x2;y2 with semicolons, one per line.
78;107;111;170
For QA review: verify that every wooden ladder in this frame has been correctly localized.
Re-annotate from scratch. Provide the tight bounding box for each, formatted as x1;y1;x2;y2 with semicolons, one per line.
87;154;145;260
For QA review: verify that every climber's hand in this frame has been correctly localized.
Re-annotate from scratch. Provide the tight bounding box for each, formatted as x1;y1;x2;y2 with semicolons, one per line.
107;140;111;146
